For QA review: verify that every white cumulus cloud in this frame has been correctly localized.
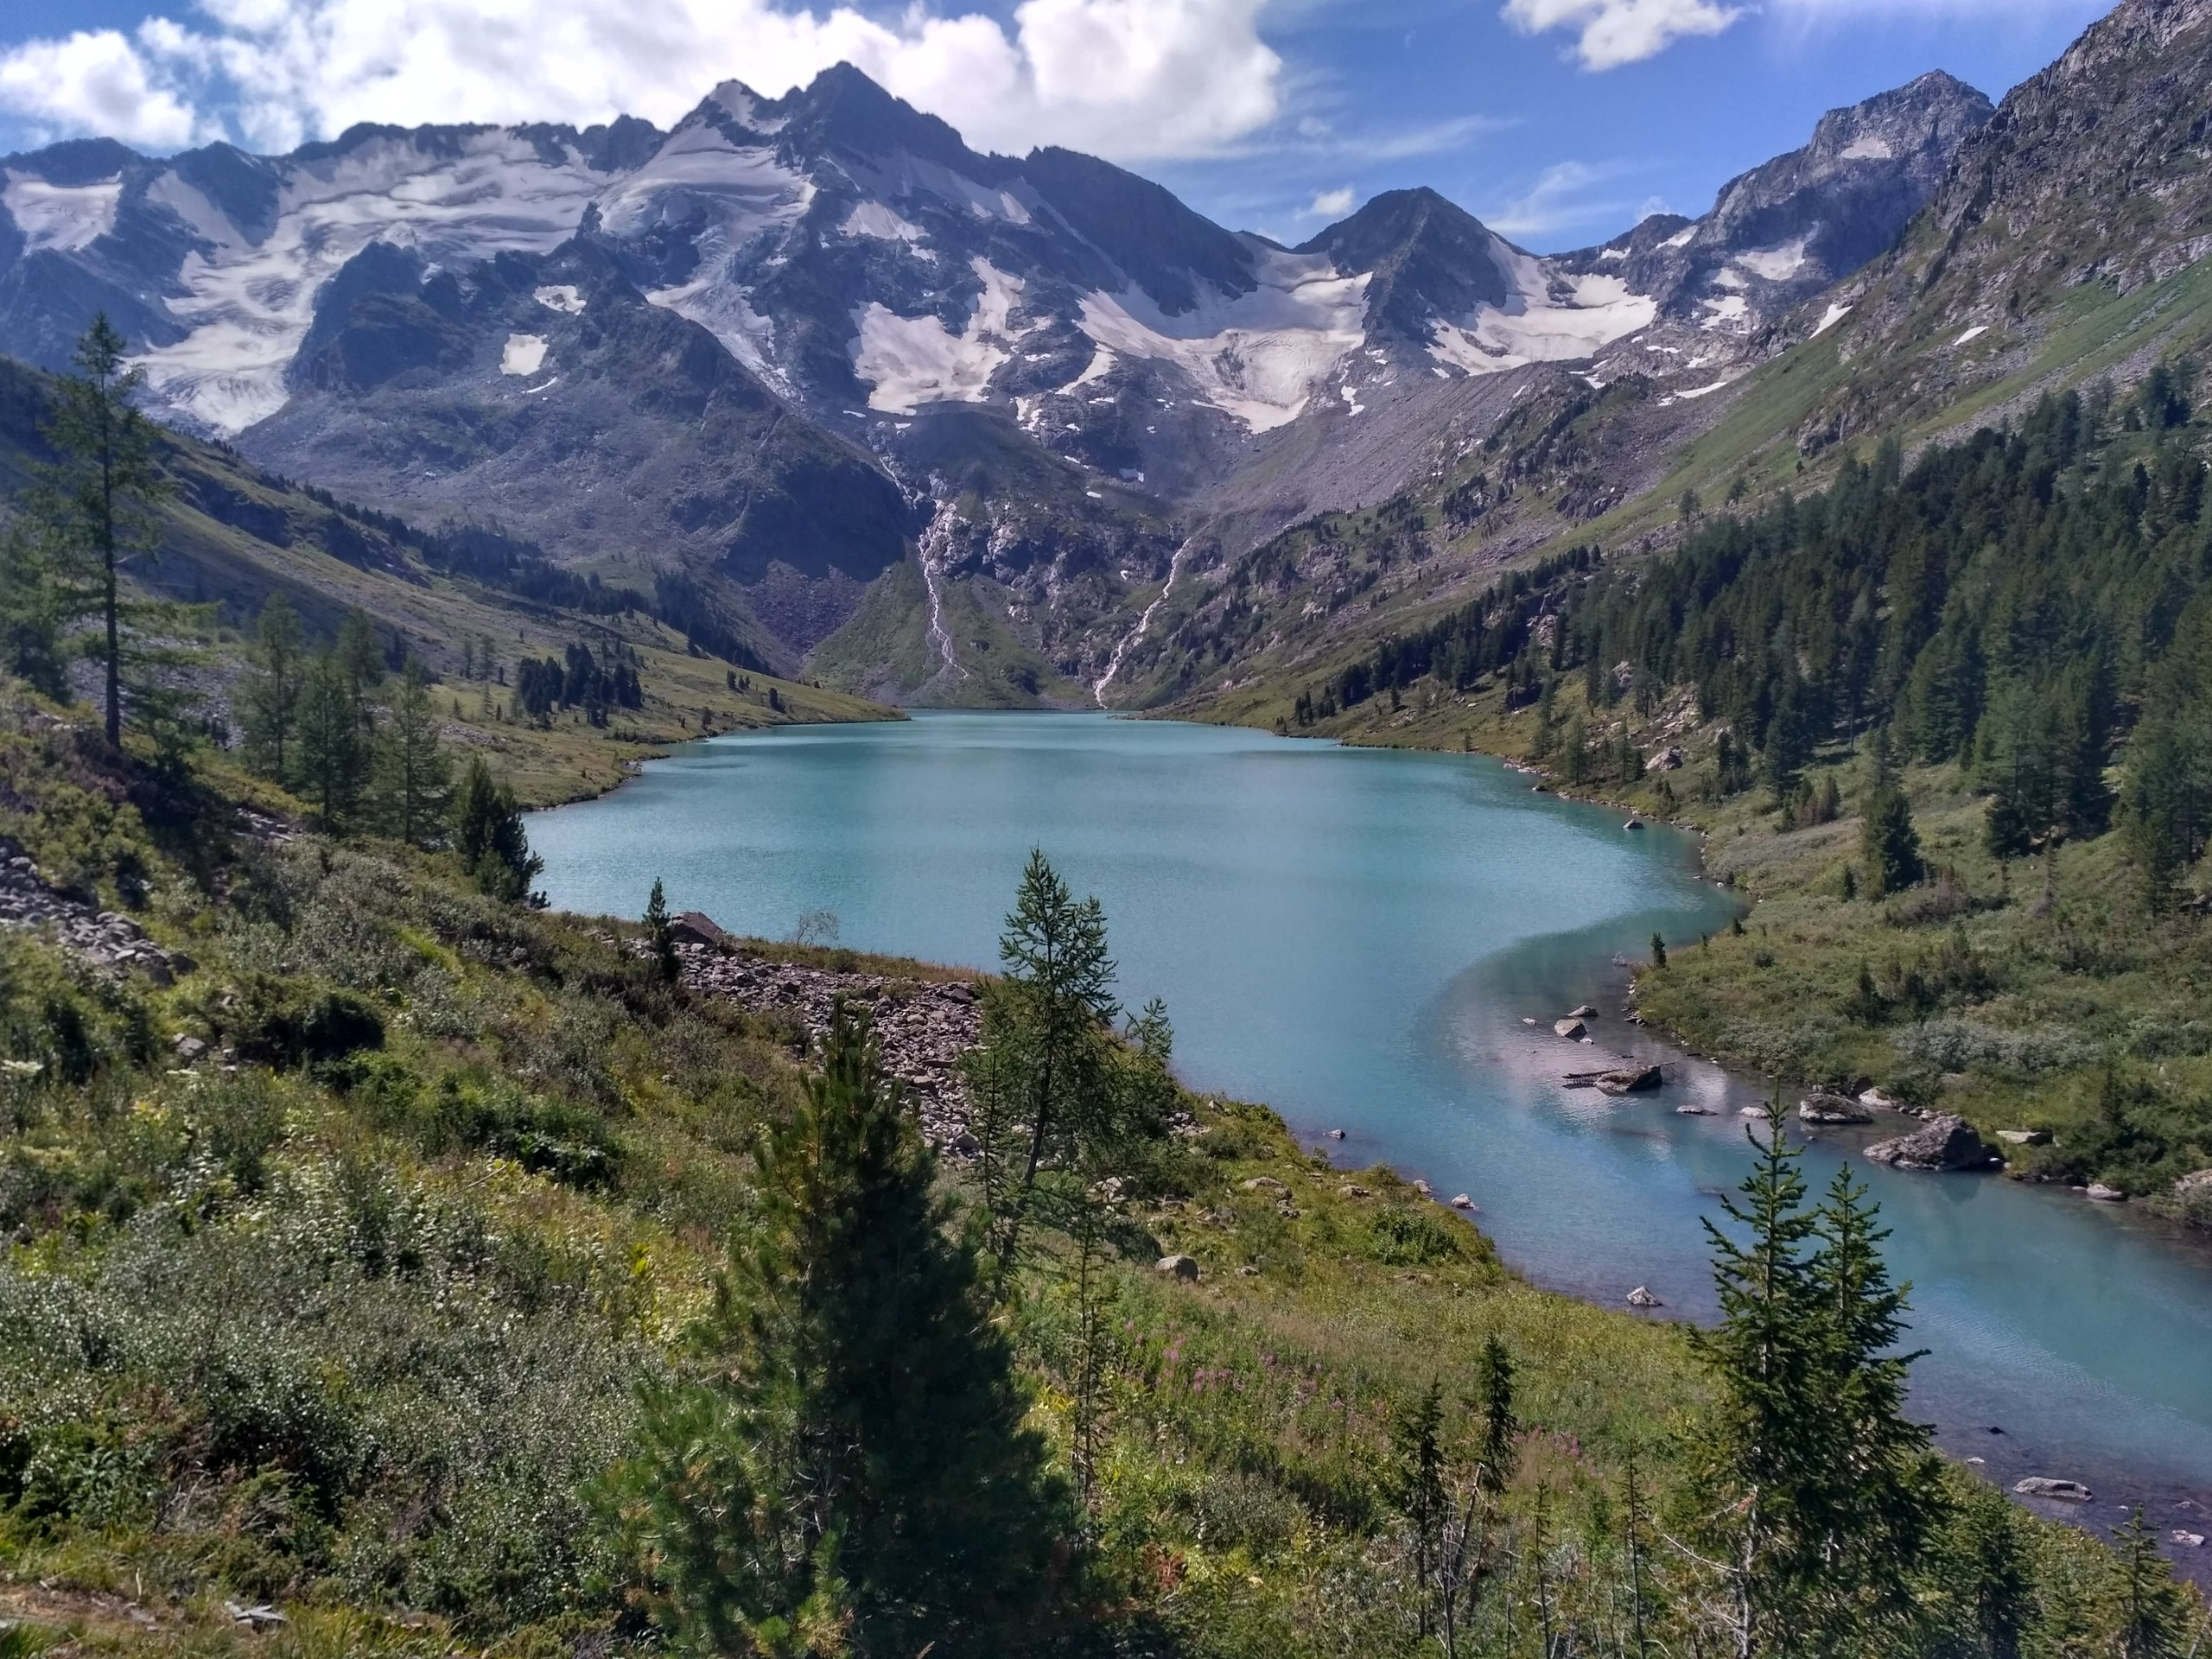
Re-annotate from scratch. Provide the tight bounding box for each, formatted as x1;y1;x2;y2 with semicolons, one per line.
0;28;212;149
0;0;1284;163
1502;0;1742;70
1305;185;1355;217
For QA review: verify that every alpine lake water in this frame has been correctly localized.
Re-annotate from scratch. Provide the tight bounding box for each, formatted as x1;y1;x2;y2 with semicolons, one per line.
531;710;2212;1564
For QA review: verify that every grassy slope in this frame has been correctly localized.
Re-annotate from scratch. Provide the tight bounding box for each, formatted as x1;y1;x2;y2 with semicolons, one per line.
0;361;895;810
0;682;2195;1654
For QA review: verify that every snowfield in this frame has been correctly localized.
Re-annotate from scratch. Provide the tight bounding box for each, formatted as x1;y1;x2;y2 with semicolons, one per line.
501;334;549;375
2;171;122;253
1428;250;1656;378
855;257;1027;413
1075;247;1369;432
132;130;612;434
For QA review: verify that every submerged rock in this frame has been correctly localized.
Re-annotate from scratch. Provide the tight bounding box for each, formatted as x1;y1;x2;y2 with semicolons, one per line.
1864;1114;1993;1172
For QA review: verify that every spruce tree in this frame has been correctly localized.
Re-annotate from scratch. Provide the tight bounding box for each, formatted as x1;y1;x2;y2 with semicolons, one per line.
1688;1102;1827;1658
239;592;307;780
1803;1167;1940;1643
1389;1381;1449;1639
645;876;678;982
0;523;67;697
2112;1508;2190;1659
608;1005;1064;1656
294;651;369;829
31;314;175;747
454;757;543;904
963;849;1122;1279
1861;783;1924;898
374;658;453;847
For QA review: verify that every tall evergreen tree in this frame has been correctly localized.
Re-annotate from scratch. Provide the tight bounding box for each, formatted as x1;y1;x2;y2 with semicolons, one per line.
294;651;370;829
31;314;175;747
238;592;307;780
1389;1381;1449;1640
0;523;67;697
1688;1103;1828;1659
2111;1508;2191;1659
1861;784;1924;898
1802;1168;1941;1643
374;658;453;847
454;757;543;904
607;1005;1065;1656
963;850;1122;1279
645;876;678;982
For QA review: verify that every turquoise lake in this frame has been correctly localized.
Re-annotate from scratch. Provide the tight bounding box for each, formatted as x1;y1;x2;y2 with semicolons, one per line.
531;710;2212;1548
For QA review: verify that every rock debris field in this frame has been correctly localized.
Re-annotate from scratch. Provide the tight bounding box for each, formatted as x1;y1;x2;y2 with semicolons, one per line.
673;936;986;1154
0;837;188;984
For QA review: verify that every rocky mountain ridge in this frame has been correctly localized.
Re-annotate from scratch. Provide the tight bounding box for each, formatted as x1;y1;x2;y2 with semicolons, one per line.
0;53;2006;700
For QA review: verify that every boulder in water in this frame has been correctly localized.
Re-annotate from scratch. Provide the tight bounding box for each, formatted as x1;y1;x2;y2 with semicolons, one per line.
1625;1286;1662;1308
2013;1477;2091;1502
1798;1092;1872;1126
1554;1018;1588;1039
1597;1065;1665;1096
1864;1114;1993;1172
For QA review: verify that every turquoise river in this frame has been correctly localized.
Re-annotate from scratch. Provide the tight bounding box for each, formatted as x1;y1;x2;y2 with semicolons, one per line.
530;711;2212;1560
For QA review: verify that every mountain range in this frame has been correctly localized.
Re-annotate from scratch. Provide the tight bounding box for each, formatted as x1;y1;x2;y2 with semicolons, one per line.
2;0;2207;712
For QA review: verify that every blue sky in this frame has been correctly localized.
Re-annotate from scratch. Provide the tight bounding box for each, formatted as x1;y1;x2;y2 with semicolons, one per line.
0;0;2113;252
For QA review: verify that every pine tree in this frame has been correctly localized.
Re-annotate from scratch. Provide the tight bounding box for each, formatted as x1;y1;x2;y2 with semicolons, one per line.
963;850;1122;1280
374;658;453;847
2112;1508;2190;1659
1942;1479;2030;1659
454;757;543;904
238;593;307;780
1688;1102;1828;1658
1389;1380;1449;1639
334;607;385;729
1861;783;1924;898
1802;1167;1941;1643
0;522;67;697
644;876;677;982
294;652;369;829
607;1005;1065;1656
30;314;175;747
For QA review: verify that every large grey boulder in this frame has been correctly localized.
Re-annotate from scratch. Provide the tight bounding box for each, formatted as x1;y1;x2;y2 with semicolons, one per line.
1799;1092;1872;1125
1155;1255;1200;1282
1864;1114;1993;1172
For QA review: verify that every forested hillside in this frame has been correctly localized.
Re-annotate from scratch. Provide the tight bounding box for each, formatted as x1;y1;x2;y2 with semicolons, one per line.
1243;368;2212;1212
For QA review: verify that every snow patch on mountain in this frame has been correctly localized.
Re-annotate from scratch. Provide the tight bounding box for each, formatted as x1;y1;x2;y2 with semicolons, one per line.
1066;344;1117;391
1427;252;1656;378
1813;301;1852;337
1075;247;1367;433
501;334;549;375
1736;237;1810;281
854;257;1026;413
841;200;925;242
132;130;610;434
594;120;809;241
535;284;586;314
2;170;122;253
